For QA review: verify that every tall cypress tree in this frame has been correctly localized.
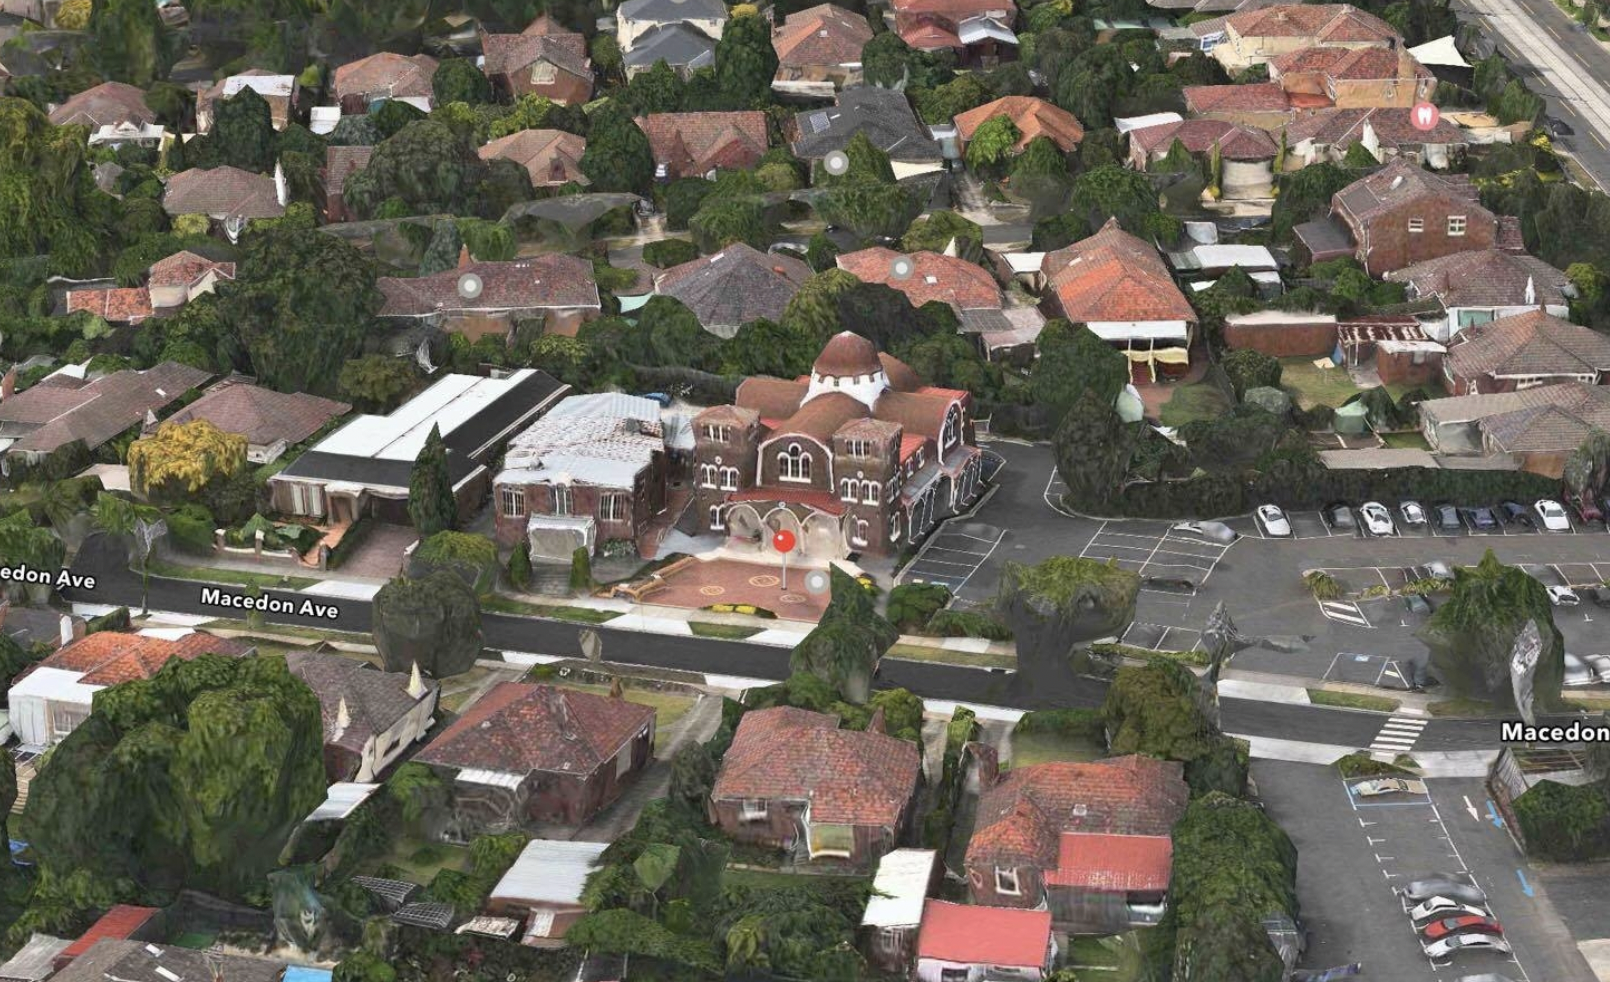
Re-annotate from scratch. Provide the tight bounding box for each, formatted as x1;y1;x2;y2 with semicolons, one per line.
408;424;457;534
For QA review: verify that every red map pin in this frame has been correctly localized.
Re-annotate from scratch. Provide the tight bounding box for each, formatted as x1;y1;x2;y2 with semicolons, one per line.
772;529;797;554
1410;102;1440;132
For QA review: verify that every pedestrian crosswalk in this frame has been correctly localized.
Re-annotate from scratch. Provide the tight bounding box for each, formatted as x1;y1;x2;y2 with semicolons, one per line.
1370;716;1428;755
1319;600;1372;628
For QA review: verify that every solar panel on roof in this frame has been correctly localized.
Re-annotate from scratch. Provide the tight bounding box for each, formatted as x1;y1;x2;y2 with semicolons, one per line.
808;111;830;133
391;903;455;930
351;877;419;909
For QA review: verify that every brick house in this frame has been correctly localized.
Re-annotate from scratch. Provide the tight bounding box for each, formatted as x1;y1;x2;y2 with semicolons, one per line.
286;651;438;783
333;52;438;113
415;682;656;837
492;393;670;561
637;112;769;181
964;753;1189;934
146;250;235;309
0;361;211;465
692;332;984;560
321;145;374;223
479;129;588;189
48;81;154;129
64;287;153;325
162;164;288;242
1419;382;1610;476
654;242;812;339
1125;118;1278;197
836;247;1005;312
195;71;296;133
1384;249;1571;342
915;901;1056;982
773;4;874;88
376;251;601;340
1223;310;1339;357
1281;106;1467;171
791;86;945;178
161;378;349;465
481;23;594;105
954;96;1084;155
708;706;920;866
1205;3;1400;72
1443;309;1610;395
892;0;1018;66
1269;45;1434;109
1307;159;1501;276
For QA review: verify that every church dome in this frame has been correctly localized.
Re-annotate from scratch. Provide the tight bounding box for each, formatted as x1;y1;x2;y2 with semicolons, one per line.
813;331;883;378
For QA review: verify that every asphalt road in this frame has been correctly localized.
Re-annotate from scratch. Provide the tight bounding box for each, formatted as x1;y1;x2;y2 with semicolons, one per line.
1455;0;1610;188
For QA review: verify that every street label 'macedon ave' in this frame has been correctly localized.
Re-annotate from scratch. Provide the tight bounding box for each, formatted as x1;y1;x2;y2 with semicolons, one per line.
199;587;340;621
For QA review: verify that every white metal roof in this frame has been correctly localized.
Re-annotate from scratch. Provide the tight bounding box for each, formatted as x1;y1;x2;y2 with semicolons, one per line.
7;667;97;704
457;767;525;789
1225;310;1336;326
1004;252;1046;274
306;782;380;822
314;369;537;462
222;74;295;98
1408;35;1469;69
1191;244;1278;271
1115;112;1183;134
497;392;665;489
544;392;661;423
1088;321;1191;342
310;107;341;134
490;839;609;906
957;16;1018;44
862;849;936;928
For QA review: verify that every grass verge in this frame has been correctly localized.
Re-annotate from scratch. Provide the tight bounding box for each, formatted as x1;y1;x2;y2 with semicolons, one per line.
884;642;1015;670
146;559;320;591
481;595;623;623
1306;688;1401;712
1090;642;1211;667
688;621;763;640
1010;730;1105;767
1427;697;1504;717
1159;382;1233;426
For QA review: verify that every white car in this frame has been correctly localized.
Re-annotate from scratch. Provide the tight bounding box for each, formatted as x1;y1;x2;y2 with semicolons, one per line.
1535;499;1571;531
1172;521;1238;544
1410;897;1493;923
1360;501;1396;536
1583;653;1610;683
1400;500;1427;527
1355;778;1428;796
1564;652;1596;686
1257;504;1292;537
1548;585;1581;607
1423;933;1512;959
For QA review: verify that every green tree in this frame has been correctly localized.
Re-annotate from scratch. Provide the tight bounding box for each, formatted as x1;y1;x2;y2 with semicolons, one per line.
506;537;532;590
0;98;116;276
626;60;687;115
900;210;982;255
433;57;492;106
1032;319;1129;421
338;355;419;413
570;545;593;591
690;196;768;252
1271;161;1356;240
90;0;169;87
342;119;492;217
814;130;895;186
1417;550;1565;711
713;10;779;108
911;73;992;124
995;554;1140;693
789;567;898;703
643;238;700;268
1068;164;1175;238
591;33;624;83
581;103;655;193
408;424;457;535
815;182;920;241
861;31;914;88
1513;779;1609;860
965;115;1021;173
372;571;483;678
208;88;277;172
1012;134;1072;180
1342;140;1379;168
1221;348;1282;399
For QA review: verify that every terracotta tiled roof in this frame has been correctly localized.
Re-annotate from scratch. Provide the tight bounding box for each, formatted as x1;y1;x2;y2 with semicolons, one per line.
49;82;155;128
727;486;847;514
893;0;1011;18
880;352;923;392
1385;250;1570;309
165;382;349;447
836;248;1003;310
771;391;869;442
773;4;874;68
917;900;1051;969
378;254;600;316
1272;44;1430;83
162;166;284;220
324;145;376;198
814;330;884;376
711;706;921;826
334;52;439;102
1182;82;1291;114
1045;832;1174;891
1042;218;1197;324
655;243;811;332
1446;310;1610;380
286;650;435;752
27;632;249;687
56;907;162;966
637;112;769;175
736;376;810;419
967;755;1188;867
694;404;761;428
417;682;655;777
147;251;236;290
1333;158;1485;225
873;389;957;444
953;96;1084;152
1223;3;1398;42
482;32;590;80
899;21;960;49
0;362;212;454
479;129;588;188
66;287;153;323
1127;118;1277;160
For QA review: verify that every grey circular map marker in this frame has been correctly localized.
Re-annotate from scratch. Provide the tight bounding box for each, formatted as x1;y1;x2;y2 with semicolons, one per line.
457;273;483;299
890;256;915;281
823;151;850;176
804;569;831;595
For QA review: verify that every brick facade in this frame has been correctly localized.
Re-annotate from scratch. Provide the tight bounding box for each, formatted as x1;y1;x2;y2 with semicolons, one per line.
1223;316;1338;357
492;454;667;550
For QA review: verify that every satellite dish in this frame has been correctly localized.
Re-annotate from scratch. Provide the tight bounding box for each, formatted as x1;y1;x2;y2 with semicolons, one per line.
457;273;483;299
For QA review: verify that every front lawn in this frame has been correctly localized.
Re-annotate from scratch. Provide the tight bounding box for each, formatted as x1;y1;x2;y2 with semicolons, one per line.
145;558;320;591
1009;729;1105;768
884;642;1015;671
480;595;622;623
1158;382;1233;426
1065;932;1154;982
1279;358;1360;409
370;834;472;884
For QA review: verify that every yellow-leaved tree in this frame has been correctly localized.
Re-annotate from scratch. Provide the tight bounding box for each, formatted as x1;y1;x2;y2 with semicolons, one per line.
128;419;247;499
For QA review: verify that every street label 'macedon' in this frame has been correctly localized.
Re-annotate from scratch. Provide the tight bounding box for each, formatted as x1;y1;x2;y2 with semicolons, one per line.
0;564;96;590
199;586;340;621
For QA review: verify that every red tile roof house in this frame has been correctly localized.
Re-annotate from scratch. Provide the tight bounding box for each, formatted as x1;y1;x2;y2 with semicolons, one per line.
481;21;595;105
1301;158;1501;276
636;112;770;181
64;287;153;325
162;164;288;243
0;361;212;465
1039;219;1199;383
48;82;155;129
892;0;1019;67
321;145;375;223
1206;3;1401;72
1384;249;1571;343
1268;44;1434;110
1441;309;1610;396
52;906;163;972
145;250;235;309
708;706;921;866
954;96;1084;157
160;378;350;464
333;52;439;114
377;251;602;340
1125;118;1278;198
772;4;875;89
479;129;589;189
414;682;656;836
963;753;1189;934
915;900;1056;982
836;247;1005;312
1181;81;1294;129
6;632;250;749
1280;106;1466;171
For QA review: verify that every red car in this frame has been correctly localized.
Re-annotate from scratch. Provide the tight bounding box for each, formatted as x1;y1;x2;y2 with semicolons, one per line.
1421;915;1502;941
1568;490;1605;524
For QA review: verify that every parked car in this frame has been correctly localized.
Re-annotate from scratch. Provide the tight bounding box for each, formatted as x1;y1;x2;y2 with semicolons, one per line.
1567;491;1604;524
1325;503;1357;531
1410;897;1493;922
1172;521;1237;544
1256;504;1292;537
1498;501;1533;528
1421;916;1503;941
1535;499;1571;531
1359;501;1396;536
1401;876;1488;905
1564;653;1597;687
1547;115;1575;137
1581;653;1610;683
1400;500;1428;527
1355;778;1427;796
1433;502;1461;532
1423;934;1512;959
1424;560;1455;583
1404;593;1432;615
1548;585;1581;607
1462;506;1499;532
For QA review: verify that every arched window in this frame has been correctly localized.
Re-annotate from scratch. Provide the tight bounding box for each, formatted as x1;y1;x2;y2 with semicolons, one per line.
839;478;856;503
864;482;880;505
719;467;740;490
852;518;869;546
699;463;717;488
778;443;812;482
944;406;961;449
709;505;725;531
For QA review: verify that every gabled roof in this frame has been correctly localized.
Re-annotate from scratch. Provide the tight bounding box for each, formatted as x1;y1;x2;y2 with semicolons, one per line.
1128;117;1278;160
147;250;236;290
1282;106;1463;149
286;650;435;753
1182;82;1291;114
1333;158;1485;225
378;254;600;316
324;145;375;199
967;755;1189;867
0;362;212;454
1385;250;1570;309
25;631;249;687
1419;382;1610;453
655;242;811;330
1271;44;1430;81
165;382;349;447
65;287;153;323
623;22;717;68
482;32;590;79
54;940;285;982
162;166;284;220
418;682;654;777
199;69;295;107
333;52;438;101
49;82;154;128
1446;310;1610;379
773;4;874;68
953;96;1084;152
917;901;1050;969
836;247;1004;310
1223;3;1398;43
791;85;942;162
619;0;728;26
1042;219;1197;324
479;129;589;188
711;706;921;826
638;112;769;174
1045;832;1174;891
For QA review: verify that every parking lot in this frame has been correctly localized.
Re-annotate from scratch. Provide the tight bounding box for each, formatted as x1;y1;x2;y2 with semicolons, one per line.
1077;519;1234;586
1258;761;1589;982
1229;502;1609;541
901;523;1006;592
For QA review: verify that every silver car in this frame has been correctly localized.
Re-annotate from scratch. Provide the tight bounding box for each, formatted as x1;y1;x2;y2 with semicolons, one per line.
1583;653;1610;683
1400;500;1428;527
1564;653;1597;687
1256;504;1292;537
1401;876;1487;905
1424;934;1512;959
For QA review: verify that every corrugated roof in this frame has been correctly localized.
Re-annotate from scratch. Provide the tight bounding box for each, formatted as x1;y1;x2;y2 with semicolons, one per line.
862;849;936;928
0;935;71;982
490;838;609;906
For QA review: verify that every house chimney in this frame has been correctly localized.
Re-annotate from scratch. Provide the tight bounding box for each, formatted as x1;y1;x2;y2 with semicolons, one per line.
274;159;288;207
608;677;624;699
407;661;428;699
457;245;473;269
866;706;887;734
1;365;14;401
334;696;350;741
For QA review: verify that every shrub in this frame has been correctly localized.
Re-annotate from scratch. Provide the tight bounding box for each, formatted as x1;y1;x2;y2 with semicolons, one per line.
1221;348;1282;398
1014;707;1105;742
1304;569;1343;600
413;530;499;593
642;238;700;269
570;546;593;592
1513;779;1610;860
925;609;1014;640
886;582;952;632
507;538;532;591
166;503;216;555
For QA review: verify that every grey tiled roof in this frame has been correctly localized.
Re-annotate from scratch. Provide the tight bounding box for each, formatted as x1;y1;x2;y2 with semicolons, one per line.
791;86;942;162
619;0;727;26
623;22;716;67
1446;310;1610;379
1386;250;1570;309
654;242;811;332
286;650;435;752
